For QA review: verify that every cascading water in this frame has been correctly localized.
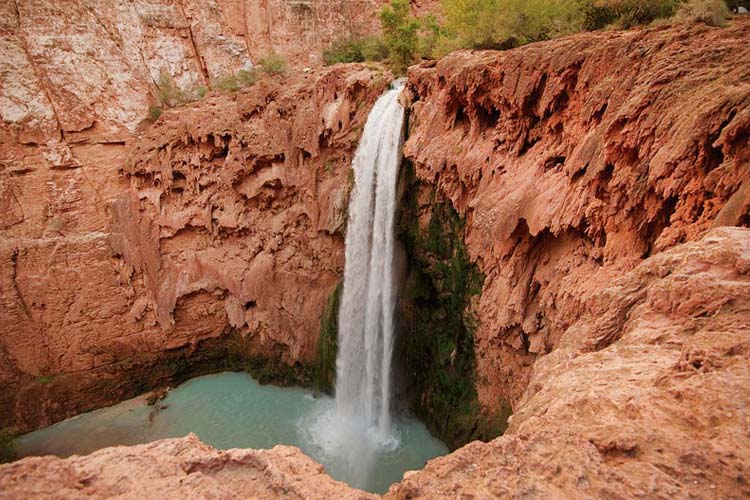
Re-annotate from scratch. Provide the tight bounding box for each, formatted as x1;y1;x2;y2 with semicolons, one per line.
335;79;405;437
303;79;408;490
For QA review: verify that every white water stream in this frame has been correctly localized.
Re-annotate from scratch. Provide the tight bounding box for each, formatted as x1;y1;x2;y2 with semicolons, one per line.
303;79;408;489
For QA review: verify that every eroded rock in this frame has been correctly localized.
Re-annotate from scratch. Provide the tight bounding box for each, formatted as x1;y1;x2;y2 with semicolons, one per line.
0;433;376;500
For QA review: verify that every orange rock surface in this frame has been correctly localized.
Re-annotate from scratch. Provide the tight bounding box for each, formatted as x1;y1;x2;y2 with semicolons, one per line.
403;18;750;414
0;433;375;499
0;1;390;431
387;227;750;498
1;6;750;500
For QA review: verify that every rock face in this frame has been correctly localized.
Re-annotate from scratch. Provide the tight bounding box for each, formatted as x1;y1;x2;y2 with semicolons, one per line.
387;227;750;499
2;228;748;499
3;8;750;500
403;18;750;418
0;0;390;432
0;434;375;499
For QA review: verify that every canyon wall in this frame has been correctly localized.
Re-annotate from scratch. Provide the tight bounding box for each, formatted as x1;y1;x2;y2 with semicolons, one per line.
2;13;750;500
402;18;750;428
0;0;391;433
3;228;749;498
388;226;750;499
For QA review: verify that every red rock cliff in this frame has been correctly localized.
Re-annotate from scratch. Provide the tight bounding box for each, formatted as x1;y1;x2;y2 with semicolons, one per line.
0;0;390;431
1;14;750;500
403;18;750;415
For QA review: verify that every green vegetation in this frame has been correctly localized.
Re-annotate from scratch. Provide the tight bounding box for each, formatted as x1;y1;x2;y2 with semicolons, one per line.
223;336;311;387
437;0;685;52
148;105;163;121
257;53;288;75
156;69;186;107
0;430;16;464
147;54;288;121
323;36;389;65
36;375;54;385
323;0;439;74
397;161;508;450
213;69;258;91
314;282;343;393
324;0;737;73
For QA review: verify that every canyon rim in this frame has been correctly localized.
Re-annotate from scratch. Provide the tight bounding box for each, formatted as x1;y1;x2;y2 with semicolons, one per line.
1;1;750;499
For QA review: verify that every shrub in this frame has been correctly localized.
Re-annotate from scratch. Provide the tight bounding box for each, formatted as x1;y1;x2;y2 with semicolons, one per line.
213;73;242;91
258;54;287;75
324;37;367;64
439;0;586;52
323;36;389;65
674;0;731;26
322;0;439;73
0;430;16;464
584;0;680;29
213;68;258;91
156;69;186;107
195;85;208;98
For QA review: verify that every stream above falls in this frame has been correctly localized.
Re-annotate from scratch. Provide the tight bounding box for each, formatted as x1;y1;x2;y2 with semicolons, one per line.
17;372;447;494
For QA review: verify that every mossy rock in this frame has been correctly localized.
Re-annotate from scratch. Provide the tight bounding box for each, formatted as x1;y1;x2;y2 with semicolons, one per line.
313;281;342;393
397;160;509;450
0;430;17;464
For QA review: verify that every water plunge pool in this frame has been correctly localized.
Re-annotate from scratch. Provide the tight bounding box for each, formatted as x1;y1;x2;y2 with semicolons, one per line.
17;372;447;494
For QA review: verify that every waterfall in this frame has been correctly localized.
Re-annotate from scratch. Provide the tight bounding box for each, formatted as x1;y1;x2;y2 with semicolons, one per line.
302;80;406;491
335;79;405;438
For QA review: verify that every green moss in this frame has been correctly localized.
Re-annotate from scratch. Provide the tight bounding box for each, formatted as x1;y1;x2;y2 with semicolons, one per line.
36;375;54;385
239;355;306;386
314;281;342;393
397;160;508;450
0;430;16;464
222;336;311;387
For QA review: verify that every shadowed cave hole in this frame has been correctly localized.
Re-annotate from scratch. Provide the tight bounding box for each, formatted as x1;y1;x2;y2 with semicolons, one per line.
455;105;467;126
544;155;566;171
642;194;680;258
477;104;500;129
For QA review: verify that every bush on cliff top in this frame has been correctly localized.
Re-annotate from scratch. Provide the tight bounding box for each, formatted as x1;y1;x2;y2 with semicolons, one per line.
323;0;439;74
437;0;685;53
324;0;735;73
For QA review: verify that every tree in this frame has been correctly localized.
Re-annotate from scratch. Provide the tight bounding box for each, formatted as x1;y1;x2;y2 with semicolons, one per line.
380;0;421;73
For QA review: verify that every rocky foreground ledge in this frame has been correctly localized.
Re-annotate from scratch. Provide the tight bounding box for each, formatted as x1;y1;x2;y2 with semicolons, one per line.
3;227;748;499
0;434;375;500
